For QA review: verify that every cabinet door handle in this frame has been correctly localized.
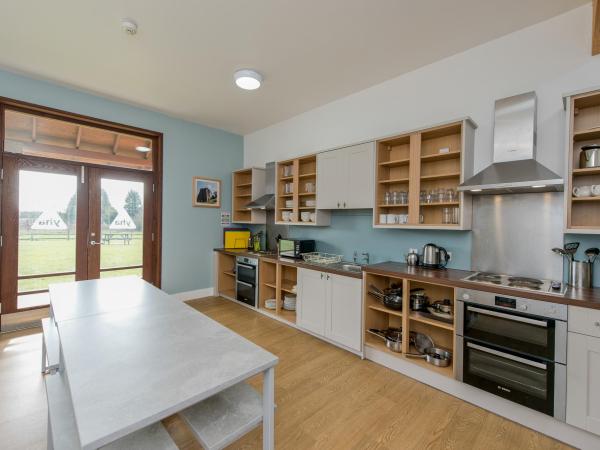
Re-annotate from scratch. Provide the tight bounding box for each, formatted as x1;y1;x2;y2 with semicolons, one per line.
326;274;330;280
595;321;600;327
343;202;346;208
337;202;340;208
321;273;323;279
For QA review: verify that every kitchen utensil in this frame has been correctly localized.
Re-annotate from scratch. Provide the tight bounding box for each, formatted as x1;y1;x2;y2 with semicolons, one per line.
573;185;592;197
300;211;311;222
552;247;567;258
422;243;450;269
564;242;580;261
410;332;434;354
409;288;428;311
431;299;452;314
406;249;419;266
580;144;600;169
265;299;276;310
592;185;600;197
406;347;452;367
569;261;592;288
368;328;403;353
426;306;453;322
585;247;600;263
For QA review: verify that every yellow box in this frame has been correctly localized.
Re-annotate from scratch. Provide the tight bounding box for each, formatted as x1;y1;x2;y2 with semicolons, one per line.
223;229;250;249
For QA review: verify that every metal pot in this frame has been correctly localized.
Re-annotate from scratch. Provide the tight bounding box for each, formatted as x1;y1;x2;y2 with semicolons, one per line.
368;328;402;353
369;285;403;311
406;347;452;367
580;144;600;168
410;288;428;311
431;299;452;314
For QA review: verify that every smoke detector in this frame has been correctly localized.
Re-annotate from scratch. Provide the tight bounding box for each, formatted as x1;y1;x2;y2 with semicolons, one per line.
121;18;138;36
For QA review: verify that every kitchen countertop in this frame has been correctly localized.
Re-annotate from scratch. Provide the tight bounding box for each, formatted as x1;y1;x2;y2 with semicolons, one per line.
363;261;600;310
214;248;363;279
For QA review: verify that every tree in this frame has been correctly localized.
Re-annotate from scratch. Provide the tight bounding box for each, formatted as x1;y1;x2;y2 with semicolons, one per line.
124;190;142;220
63;194;77;240
101;189;118;226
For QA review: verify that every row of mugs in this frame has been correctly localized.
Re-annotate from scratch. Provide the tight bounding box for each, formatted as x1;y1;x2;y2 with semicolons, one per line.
282;211;316;222
380;214;425;224
573;185;600;197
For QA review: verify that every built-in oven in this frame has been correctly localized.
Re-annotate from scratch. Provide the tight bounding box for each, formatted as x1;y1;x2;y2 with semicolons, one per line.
235;256;258;307
456;288;567;420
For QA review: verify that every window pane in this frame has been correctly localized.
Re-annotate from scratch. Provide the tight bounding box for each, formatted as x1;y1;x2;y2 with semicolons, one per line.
100;178;144;272
18;171;77;300
100;267;143;279
4;110;152;171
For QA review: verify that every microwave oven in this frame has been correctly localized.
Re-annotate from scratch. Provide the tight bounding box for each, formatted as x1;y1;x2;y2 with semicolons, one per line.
278;239;315;259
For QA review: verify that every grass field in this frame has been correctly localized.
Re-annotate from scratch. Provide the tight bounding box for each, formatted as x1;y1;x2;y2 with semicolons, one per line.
18;232;143;292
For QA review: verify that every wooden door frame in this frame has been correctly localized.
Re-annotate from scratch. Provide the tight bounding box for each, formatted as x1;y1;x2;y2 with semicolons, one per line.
0;97;163;314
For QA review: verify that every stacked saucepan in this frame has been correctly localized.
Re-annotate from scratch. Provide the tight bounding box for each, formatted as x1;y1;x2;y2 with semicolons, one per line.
368;284;403;310
367;328;452;367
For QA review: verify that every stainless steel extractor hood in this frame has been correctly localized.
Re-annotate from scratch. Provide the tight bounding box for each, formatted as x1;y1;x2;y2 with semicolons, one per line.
458;91;563;194
245;161;275;209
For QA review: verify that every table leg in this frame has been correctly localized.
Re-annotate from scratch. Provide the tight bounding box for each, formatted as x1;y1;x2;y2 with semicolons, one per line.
262;366;275;450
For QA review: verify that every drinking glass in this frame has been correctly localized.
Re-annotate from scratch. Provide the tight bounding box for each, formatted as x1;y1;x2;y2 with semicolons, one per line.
392;191;399;205
442;207;451;224
399;191;408;205
384;191;391;205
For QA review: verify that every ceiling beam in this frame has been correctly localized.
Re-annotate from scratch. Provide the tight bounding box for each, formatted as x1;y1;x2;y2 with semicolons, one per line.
112;134;120;155
75;126;82;149
594;0;600;56
31;117;37;142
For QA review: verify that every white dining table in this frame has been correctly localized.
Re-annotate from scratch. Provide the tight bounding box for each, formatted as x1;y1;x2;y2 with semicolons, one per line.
48;276;278;449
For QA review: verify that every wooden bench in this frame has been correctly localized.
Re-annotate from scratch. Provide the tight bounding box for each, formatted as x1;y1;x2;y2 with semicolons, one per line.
180;382;264;450
41;317;60;374
44;370;177;450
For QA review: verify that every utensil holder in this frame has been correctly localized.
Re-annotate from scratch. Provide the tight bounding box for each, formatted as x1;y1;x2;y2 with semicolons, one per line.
569;261;592;288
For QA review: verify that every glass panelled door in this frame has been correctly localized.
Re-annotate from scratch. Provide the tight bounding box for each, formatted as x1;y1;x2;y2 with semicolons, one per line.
1;155;87;312
87;168;154;282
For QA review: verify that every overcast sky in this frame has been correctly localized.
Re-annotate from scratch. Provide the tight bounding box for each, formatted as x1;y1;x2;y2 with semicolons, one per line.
19;170;144;213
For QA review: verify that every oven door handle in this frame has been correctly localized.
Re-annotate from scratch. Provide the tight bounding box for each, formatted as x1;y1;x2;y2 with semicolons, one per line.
466;342;548;369
466;306;548;327
236;280;254;287
237;263;256;270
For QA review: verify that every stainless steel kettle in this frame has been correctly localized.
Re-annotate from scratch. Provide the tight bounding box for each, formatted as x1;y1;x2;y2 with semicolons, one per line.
422;243;449;269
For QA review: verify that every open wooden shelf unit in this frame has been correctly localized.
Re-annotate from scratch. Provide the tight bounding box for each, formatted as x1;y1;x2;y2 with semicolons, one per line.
258;259;298;324
232;167;266;224
363;272;457;378
564;88;600;233
275;155;330;226
373;118;475;230
216;252;237;299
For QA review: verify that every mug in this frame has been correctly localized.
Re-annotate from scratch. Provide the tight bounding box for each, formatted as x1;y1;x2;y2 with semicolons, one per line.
592;185;600;197
379;214;388;224
282;211;291;222
309;212;316;222
300;211;311;222
387;214;398;224
305;182;315;193
399;214;408;224
573;185;592;197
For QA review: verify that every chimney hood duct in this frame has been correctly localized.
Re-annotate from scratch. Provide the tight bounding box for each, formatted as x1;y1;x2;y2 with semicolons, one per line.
458;91;563;194
245;161;275;209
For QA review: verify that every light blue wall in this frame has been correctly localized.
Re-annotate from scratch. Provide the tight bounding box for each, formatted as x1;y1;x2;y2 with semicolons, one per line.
0;69;243;293
288;210;472;269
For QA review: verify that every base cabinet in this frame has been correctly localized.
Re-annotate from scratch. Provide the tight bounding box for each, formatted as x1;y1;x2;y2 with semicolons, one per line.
567;331;600;434
297;268;362;352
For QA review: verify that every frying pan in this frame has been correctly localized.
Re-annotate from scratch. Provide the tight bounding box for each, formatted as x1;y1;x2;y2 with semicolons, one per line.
406;347;452;367
410;331;434;354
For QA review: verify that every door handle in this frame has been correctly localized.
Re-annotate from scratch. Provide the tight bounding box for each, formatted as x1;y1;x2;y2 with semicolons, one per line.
89;240;102;246
343;202;346;208
337;202;340;208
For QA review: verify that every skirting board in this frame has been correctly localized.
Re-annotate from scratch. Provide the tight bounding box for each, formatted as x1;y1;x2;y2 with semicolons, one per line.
172;287;214;302
365;346;600;450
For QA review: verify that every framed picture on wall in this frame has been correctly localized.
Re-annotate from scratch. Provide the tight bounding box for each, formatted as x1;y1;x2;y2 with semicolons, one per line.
193;177;221;208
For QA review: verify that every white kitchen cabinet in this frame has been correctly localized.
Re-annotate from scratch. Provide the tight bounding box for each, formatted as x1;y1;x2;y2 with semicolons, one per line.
566;332;600;434
326;274;362;351
317;142;374;210
297;268;362;353
297;268;328;336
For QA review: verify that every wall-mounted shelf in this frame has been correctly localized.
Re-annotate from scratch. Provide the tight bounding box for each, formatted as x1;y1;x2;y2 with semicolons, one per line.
275;155;330;226
564;88;600;233
373;118;475;230
232;168;266;224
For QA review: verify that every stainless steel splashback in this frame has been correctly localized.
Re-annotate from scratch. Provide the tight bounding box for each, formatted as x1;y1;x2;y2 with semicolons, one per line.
471;192;564;280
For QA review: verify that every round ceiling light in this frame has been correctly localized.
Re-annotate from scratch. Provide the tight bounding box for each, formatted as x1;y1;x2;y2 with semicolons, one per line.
135;146;151;153
234;69;263;90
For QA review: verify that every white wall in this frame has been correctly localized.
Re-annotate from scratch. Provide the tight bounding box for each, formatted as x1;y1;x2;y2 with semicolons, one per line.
244;4;599;179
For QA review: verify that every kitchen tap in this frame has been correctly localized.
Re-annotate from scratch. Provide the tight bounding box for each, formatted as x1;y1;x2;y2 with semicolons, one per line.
353;251;359;264
361;252;370;265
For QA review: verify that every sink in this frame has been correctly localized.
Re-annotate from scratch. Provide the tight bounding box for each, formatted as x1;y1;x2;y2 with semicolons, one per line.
341;264;362;273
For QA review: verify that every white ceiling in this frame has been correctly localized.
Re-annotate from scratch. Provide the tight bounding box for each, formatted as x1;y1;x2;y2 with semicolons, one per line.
0;1;588;135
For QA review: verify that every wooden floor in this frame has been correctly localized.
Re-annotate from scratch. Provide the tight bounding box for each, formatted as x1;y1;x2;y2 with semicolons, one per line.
0;296;571;450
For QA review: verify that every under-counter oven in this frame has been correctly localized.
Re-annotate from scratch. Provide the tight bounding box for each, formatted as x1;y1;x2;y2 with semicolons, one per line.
456;288;567;420
235;256;258;307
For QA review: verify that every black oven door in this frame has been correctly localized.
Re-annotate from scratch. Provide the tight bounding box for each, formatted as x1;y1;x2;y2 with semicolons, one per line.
236;262;257;284
463;303;555;361
236;280;256;307
463;339;554;416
